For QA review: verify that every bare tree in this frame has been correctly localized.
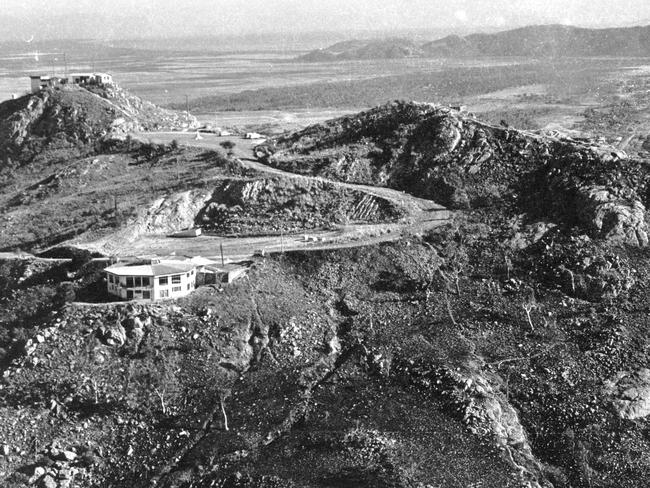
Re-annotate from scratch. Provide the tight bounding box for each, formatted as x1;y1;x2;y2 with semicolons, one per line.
154;388;167;415
522;290;537;331
219;388;231;431
444;292;458;326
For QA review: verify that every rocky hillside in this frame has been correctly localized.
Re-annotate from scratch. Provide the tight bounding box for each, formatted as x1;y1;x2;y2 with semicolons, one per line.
196;177;406;236
259;101;650;247
0;83;197;165
3;92;650;487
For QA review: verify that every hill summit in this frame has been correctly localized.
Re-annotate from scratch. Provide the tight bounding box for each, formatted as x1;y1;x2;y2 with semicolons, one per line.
297;37;425;62
0;82;197;164
258;101;650;247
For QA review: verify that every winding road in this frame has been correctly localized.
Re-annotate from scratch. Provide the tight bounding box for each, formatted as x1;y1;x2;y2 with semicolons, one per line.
82;131;451;261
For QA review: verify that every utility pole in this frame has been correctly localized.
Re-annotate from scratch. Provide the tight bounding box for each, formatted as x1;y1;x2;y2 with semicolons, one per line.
281;228;284;254
220;242;225;266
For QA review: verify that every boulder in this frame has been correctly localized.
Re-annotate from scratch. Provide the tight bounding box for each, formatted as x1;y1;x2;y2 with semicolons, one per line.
97;323;127;347
578;186;648;247
28;466;46;485
604;369;650;419
39;474;57;488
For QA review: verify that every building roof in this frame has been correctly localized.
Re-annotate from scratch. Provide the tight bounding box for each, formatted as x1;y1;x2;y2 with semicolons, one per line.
69;72;111;77
204;263;248;273
104;262;196;277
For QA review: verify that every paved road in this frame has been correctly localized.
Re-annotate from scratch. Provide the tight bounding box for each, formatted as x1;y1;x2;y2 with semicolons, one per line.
85;131;451;260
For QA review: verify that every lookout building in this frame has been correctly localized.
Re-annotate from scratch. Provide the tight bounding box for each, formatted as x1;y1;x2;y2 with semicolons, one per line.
104;261;197;302
29;72;114;94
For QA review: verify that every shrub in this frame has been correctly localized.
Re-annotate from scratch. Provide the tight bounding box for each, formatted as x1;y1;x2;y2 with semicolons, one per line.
54;281;76;306
220;141;236;156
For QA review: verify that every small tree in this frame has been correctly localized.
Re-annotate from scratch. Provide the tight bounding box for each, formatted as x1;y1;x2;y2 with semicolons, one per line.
220;141;236;156
54;282;76;307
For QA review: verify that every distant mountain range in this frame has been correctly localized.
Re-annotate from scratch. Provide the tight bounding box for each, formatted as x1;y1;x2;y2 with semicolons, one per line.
297;24;650;61
298;38;425;62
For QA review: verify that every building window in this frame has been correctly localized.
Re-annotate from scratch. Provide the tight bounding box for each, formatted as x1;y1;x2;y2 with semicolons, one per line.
142;277;150;287
142;291;151;299
108;275;114;283
172;275;181;284
159;276;168;285
191;269;194;275
187;284;191;290
134;277;142;287
126;277;134;288
172;286;182;293
186;273;190;278
126;290;134;299
160;290;169;298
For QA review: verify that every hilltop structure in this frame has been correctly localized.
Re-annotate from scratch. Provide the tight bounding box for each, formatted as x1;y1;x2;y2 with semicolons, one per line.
29;75;64;93
29;72;113;94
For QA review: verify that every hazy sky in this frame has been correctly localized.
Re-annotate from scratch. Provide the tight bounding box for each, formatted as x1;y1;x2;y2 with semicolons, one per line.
3;0;650;39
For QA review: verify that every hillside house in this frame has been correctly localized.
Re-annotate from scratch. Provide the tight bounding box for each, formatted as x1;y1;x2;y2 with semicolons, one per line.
104;261;197;302
245;132;265;140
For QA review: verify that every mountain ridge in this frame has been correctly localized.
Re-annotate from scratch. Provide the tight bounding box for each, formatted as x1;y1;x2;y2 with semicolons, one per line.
297;24;650;61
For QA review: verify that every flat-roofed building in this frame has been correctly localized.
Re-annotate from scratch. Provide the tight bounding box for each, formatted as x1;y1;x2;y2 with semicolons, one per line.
69;72;113;86
104;261;197;301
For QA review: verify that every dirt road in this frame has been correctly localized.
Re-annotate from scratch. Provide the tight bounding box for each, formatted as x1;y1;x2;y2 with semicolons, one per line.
91;131;451;260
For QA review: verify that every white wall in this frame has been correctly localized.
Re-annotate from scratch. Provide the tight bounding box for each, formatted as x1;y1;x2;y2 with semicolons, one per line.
107;269;196;302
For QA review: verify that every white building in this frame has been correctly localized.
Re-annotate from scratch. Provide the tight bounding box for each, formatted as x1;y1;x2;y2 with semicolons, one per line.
244;132;265;140
69;72;113;86
104;261;197;302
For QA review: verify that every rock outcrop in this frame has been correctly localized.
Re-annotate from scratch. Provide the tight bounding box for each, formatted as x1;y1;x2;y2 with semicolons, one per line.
394;356;551;488
196;177;405;236
604;369;650;420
